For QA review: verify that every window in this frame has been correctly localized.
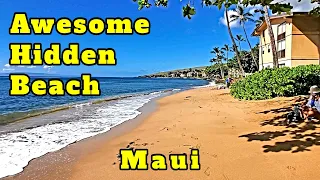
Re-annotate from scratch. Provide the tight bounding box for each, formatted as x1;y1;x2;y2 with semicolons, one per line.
277;23;286;40
261;46;264;54
277;40;286;59
279;63;286;68
277;23;286;59
267;44;270;53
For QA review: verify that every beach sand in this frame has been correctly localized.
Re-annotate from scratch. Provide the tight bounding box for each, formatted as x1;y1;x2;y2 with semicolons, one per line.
6;87;320;180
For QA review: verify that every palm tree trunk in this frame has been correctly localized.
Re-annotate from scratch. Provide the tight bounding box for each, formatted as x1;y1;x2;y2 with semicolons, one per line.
263;5;278;68
242;23;259;69
219;63;224;79
225;7;245;76
226;51;228;61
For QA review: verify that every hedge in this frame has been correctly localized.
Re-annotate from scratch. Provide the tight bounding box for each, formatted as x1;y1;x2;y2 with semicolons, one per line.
230;65;320;100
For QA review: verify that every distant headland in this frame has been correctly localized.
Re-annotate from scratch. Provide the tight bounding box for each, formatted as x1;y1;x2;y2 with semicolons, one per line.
138;66;209;79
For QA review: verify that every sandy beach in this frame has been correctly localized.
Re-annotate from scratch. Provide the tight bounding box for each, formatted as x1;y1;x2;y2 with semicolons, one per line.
5;87;320;180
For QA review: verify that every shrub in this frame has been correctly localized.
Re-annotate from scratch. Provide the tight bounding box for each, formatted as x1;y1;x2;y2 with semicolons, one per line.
230;65;320;100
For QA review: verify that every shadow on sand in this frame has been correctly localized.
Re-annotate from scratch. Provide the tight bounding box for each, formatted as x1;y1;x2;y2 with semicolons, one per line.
239;97;320;153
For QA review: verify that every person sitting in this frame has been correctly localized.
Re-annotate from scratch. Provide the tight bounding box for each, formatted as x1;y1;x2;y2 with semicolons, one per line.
302;86;320;120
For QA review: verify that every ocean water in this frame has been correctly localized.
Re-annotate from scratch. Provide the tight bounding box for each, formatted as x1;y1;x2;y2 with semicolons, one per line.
0;76;208;178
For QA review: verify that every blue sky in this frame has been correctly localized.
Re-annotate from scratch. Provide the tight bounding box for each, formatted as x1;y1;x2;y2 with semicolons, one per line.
0;0;315;77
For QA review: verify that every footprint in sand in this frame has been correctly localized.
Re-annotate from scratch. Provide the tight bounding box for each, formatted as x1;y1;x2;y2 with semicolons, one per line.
134;142;149;147
190;144;201;150
196;144;201;149
204;167;211;176
287;166;296;171
160;127;170;131
205;152;218;158
191;135;199;140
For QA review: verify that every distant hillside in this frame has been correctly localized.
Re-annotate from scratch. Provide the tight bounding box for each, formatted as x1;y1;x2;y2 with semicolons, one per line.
138;66;209;79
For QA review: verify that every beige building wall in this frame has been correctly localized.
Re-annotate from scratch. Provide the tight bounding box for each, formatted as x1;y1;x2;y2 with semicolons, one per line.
291;15;320;66
258;14;320;70
259;18;292;70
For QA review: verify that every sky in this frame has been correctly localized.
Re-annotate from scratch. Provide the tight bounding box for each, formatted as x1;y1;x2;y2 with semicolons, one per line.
0;0;317;77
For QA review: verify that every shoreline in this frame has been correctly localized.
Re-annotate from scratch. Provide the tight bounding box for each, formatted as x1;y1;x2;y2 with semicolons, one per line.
0;89;174;179
4;86;320;180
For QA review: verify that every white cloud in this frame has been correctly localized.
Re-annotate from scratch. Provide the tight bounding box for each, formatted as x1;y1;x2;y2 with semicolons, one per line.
274;0;318;12
43;65;53;72
219;10;240;28
43;65;52;69
220;0;317;28
248;4;263;14
2;64;15;71
2;64;37;72
242;0;316;12
2;68;14;72
27;65;36;69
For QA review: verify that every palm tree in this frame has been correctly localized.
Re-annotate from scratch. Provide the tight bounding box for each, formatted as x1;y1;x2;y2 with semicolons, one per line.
263;6;278;68
210;47;225;79
224;6;245;76
221;44;231;61
255;7;279;68
255;16;265;27
230;5;258;68
235;35;245;51
209;58;214;65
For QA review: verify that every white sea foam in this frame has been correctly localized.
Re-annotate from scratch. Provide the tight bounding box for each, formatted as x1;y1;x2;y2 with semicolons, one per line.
73;102;92;108
172;88;181;91
193;81;216;89
0;92;163;178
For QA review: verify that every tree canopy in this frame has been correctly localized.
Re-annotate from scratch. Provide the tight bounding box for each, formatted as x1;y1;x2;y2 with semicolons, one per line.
133;0;319;18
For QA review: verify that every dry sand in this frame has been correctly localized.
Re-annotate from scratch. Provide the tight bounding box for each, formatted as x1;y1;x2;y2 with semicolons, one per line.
6;87;320;180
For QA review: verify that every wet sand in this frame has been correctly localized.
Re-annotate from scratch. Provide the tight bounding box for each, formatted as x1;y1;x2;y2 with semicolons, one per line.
4;87;320;180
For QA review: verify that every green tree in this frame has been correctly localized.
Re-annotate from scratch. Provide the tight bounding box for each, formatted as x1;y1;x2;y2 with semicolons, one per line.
235;34;245;51
210;47;225;79
255;16;265;27
132;0;309;69
224;4;245;76
221;44;231;61
209;58;215;65
229;44;259;73
230;5;258;68
300;0;320;16
242;0;292;69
